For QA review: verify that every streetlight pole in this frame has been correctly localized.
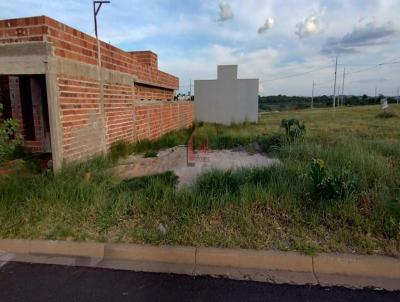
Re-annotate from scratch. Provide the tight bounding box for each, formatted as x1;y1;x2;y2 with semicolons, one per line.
93;1;110;67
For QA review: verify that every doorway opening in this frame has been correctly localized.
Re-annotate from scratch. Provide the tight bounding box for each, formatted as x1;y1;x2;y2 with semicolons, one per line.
0;74;52;168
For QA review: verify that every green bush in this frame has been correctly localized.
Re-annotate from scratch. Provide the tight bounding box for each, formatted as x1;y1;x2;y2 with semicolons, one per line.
281;118;305;143
0;104;22;163
309;159;358;201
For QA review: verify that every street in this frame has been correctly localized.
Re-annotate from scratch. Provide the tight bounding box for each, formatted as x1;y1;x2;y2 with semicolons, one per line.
0;262;399;302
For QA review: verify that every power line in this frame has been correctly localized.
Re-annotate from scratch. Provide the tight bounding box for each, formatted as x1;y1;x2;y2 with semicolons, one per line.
260;65;333;83
346;61;400;76
179;56;400;94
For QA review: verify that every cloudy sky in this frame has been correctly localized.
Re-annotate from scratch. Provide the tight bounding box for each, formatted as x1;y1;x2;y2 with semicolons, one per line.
1;0;399;96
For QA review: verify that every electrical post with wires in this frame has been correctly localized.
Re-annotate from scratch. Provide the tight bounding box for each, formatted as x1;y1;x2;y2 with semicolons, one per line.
333;56;338;111
93;1;110;67
93;0;110;154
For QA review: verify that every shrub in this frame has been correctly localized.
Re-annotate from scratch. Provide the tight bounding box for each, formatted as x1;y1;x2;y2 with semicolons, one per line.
0;104;22;163
309;159;358;201
280;118;305;143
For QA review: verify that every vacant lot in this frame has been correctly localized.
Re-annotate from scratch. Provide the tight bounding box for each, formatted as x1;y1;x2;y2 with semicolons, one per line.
0;105;399;256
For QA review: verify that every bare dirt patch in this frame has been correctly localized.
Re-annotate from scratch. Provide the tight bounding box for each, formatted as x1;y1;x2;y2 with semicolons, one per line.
116;146;280;187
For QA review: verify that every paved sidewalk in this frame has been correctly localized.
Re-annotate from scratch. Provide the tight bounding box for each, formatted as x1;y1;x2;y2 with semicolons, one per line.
1;262;399;302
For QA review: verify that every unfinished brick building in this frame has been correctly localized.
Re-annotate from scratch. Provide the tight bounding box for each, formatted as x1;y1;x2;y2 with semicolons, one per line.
0;16;194;170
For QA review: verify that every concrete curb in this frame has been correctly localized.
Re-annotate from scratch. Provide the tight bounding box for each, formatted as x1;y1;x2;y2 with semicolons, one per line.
0;239;399;291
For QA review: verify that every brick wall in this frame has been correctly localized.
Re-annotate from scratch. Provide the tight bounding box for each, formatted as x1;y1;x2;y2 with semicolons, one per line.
0;16;195;165
58;74;193;162
130;51;158;69
58;75;105;162
134;83;174;101
104;82;135;147
0;16;178;89
135;101;194;141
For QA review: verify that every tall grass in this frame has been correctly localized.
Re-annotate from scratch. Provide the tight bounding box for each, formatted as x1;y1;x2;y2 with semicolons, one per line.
0;105;399;255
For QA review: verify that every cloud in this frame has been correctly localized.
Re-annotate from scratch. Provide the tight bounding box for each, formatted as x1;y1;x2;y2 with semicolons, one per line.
321;21;397;55
258;18;274;34
217;2;233;22
295;9;325;38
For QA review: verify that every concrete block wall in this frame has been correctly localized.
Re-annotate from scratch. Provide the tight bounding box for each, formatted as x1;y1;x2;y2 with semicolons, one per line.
195;65;258;125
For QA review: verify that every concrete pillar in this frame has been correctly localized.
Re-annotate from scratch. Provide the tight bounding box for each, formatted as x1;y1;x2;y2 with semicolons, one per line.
45;69;63;171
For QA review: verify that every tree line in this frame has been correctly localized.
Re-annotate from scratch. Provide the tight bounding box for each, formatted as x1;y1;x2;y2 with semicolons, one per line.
259;94;398;111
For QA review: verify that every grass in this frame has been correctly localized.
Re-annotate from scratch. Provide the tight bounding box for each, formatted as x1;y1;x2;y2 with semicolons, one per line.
376;110;398;119
143;150;158;158
0;104;399;256
132;128;192;154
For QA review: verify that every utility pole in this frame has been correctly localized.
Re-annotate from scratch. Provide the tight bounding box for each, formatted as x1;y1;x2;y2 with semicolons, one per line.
311;80;315;109
189;79;192;97
93;0;110;154
375;87;377;102
333;56;338;110
341;68;345;106
93;1;110;66
397;87;399;105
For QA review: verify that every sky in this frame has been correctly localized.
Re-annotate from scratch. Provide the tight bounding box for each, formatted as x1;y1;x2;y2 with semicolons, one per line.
1;0;399;96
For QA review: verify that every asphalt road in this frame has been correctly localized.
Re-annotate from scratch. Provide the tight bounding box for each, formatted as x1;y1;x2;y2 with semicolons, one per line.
0;262;399;302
